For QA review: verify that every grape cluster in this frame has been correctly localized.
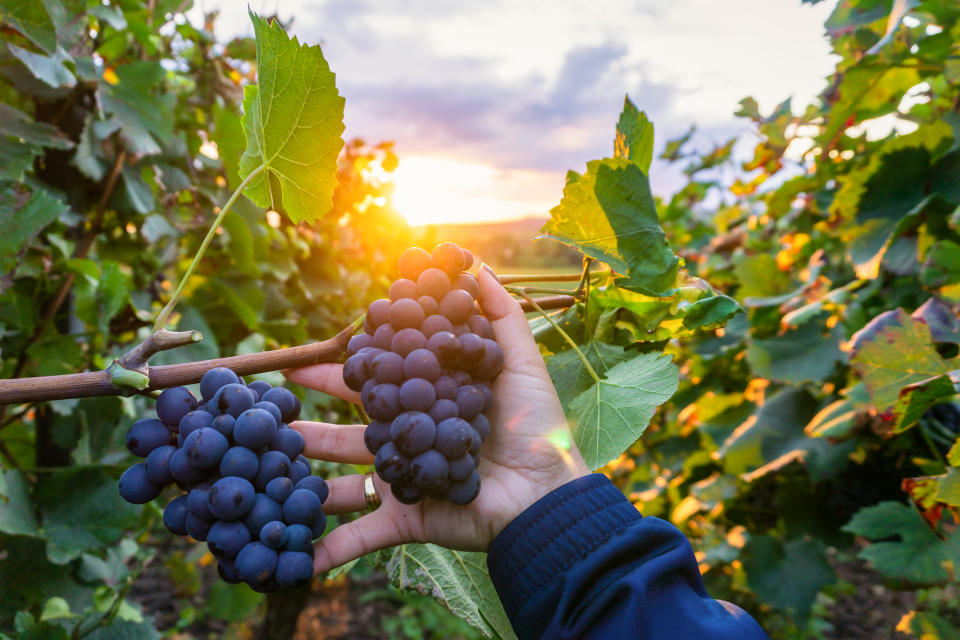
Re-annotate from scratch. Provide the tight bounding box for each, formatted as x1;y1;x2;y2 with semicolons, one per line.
343;243;502;505
118;367;326;591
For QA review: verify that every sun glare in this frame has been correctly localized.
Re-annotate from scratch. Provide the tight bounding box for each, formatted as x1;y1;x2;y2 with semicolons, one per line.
393;156;538;226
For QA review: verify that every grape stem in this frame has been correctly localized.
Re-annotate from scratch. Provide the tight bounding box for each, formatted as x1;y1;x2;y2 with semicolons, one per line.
153;163;267;331
508;287;600;383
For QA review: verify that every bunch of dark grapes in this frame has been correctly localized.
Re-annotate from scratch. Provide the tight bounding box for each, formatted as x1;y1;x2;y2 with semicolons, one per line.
118;368;326;592
342;243;503;505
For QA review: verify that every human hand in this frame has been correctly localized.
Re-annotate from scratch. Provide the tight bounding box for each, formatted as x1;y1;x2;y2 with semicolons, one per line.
284;266;590;573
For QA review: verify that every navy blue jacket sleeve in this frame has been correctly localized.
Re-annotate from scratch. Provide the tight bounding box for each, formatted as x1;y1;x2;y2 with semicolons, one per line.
487;474;769;640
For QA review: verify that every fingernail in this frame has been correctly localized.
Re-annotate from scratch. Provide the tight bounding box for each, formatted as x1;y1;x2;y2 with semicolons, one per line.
480;262;501;283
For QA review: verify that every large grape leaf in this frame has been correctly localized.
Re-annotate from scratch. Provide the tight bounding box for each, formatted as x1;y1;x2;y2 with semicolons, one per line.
567;352;678;470
238;12;345;224
541;158;679;297
850;309;953;413
547;341;633;411
843;501;960;584
99;61;175;156
0;0;57;53
892;373;960;433
7;43;75;88
921;241;960;288
746;317;845;384
0;469;38;536
0;103;72;149
614;95;654;173
805;383;871;440
741;536;834;619
913;298;960;345
379;544;515;640
0;184;69;286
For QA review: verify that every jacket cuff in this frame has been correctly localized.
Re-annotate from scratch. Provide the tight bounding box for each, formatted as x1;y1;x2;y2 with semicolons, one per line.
487;473;641;620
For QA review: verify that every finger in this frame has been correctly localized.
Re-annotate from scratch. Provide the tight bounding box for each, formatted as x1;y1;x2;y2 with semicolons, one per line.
283;363;361;405
314;509;406;574
289;421;374;465
477;265;549;376
320;473;381;514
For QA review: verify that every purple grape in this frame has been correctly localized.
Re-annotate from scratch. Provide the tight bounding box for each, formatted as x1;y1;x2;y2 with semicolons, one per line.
236;542;278;585
184;427;229;469
455;385;485;421
126;418;172;457
289;459;310;484
372;352;405;384
220;446;259;480
389;298;426;330
458;334;485;367
347;333;374;356
364;383;402;421
389;278;418;301
271;428;305;461
282;489;323;527
421;314;455;337
234;408;278;450
426;331;460;368
201;367;241;401
374;442;411;484
403;348;442;381
208;476;255;521
391;328;427;357
163;494;189;535
399;378;436;412
372;323;397;350
447;472;481;505
145;444;177;484
368;298;392;327
295;476;329;503
156;387;198;426
434;376;458;400
471;414;491;441
342;354;369;392
247;380;272;401
418;295;439;316
265;477;294;503
391;484;423;505
439;289;474;324
390;412;437;457
428;399;459;424
208;520;251;559
254;451;291;491
435;418;473;459
467;314;493;339
411;450;449;489
474;339;504;379
261;388;301;422
431;243;465;276
364;420;392;454
187;482;215;521
243;494;284;537
211;413;235;440
454;273;479;299
276;550;314;589
417;267;451;300
186;513;212;541
118;463;162;504
211;383;256;418
261;521;288;549
254;401;282;426
448;454;475;482
285;524;313;552
169;447;208;484
399;247;432;280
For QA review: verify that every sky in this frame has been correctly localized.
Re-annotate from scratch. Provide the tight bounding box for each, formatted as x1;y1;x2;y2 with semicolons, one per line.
188;1;838;225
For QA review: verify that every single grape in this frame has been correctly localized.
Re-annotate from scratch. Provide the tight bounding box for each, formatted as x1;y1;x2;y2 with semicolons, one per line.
342;353;369;392
261;521;288;549
449;370;472;386
431;242;465;276
243;494;284;538
467;314;493;339
372;351;405;384
411;450;449;489
477;384;494;413
426;331;460;368
261;388;301;422
474;339;504;379
184;427;229;469
126;418;172;457
254;401;282;426
156;386;198;426
201;367;241;401
399;378;436;412
374;442;411;484
254;451;291;491
236;542;278;586
364;420;392;455
452;323;470;336
185;513;212;541
428;399;459;424
364;383;402;421
177;410;214;443
347;333;374;356
211;413;236;440
220;446;259;481
119;463;162;504
265;476;294;503
211;383;256;418
208;520;252;559
399;246;432;280
434;375;458;400
295;476;329;503
439;289;474;324
208;476;256;521
448;454;475;482
187;482;215;521
467;428;482;457
458;333;486;367
389;278;418;301
417;267;451;300
435;417;474;459
455;385;484;421
218;558;242;584
390;412;437;456
271;428;305;461
247;380;272;401
234;408;278;450
367;298;392;328
169;447;208;485
285;524;313;552
282;489;324;527
372;323;397;350
403;348;442;381
276;550;314;589
391;328;427;357
447;472;481;505
418;295;439;316
144;444;177;485
289;459;311;484
461;249;474;271
391;483;424;505
309;511;327;540
389;298;426;330
163;494;190;535
471;414;491;441
420;314;455;338
454;272;479;299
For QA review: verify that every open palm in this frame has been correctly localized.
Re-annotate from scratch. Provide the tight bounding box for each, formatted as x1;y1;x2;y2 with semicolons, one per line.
285;267;589;574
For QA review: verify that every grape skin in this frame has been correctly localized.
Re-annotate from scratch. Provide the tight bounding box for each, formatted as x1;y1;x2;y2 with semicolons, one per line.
403;348;442;381
390;412;437;457
417;268;451;300
276;551;314;589
156;387;198;426
201;367;241;401
236;542;278;586
365;383;402;421
399;378;436;412
420;314;455;338
367;298;392;327
439;289;474;324
389;278;417;301
390;328;427;357
372;352;404;384
208;520;251;559
431;242;466;276
208;476;255;521
389;298;426;330
163;495;190;535
119;463;162;504
399;247;432;280
127;418;173;457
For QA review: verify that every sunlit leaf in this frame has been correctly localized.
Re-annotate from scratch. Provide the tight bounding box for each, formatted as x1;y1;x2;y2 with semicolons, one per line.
547;341;633;410
614;95;654;173
805;383;870;440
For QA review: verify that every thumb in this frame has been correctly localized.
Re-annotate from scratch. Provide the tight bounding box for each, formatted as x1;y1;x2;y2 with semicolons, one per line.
477;265;548;377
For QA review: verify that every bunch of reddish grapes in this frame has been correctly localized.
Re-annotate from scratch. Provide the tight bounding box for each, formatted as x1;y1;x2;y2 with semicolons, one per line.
118;368;326;591
342;243;503;505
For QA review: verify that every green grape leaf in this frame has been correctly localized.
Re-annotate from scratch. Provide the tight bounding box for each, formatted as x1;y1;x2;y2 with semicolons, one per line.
843;501;960;584
238;12;345;224
547;341;633;411
614;95;654;173
805;383;871;440
742;536;835;619
733;253;796;303
0;535;92;622
819;65;921;145
0;469;39;536
0;183;69;286
921;241;960;288
6;43;75;88
378;544;516;640
83;620;161;640
568;352;678;470
0;0;57;53
542;158;679;296
850;309;952;413
746;317;845;384
936;468;960;507
913;298;960;345
99;61;175;156
35;467;140;565
892;374;960;433
681;294;742;331
0;103;72;149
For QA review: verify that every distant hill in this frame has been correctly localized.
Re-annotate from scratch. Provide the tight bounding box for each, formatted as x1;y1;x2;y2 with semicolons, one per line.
410;217;581;270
